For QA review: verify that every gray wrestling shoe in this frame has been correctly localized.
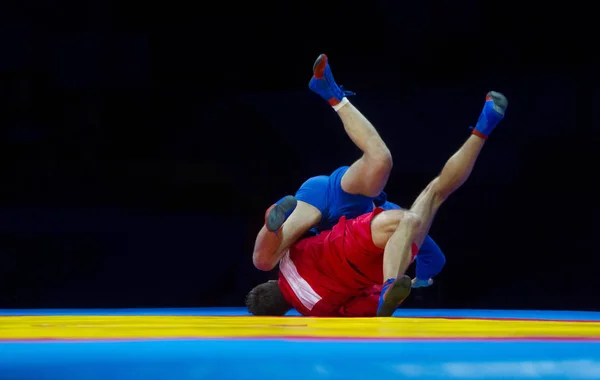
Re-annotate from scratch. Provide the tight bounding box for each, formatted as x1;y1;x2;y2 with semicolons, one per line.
472;91;508;138
266;195;297;232
487;91;508;115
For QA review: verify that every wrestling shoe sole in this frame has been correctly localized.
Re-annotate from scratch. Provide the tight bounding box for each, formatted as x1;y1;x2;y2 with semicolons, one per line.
312;54;327;78
266;195;297;232
487;91;508;115
377;275;412;317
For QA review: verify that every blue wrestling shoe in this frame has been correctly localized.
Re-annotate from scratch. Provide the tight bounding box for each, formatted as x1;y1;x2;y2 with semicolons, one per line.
376;275;412;317
472;91;508;139
308;54;355;106
266;195;297;232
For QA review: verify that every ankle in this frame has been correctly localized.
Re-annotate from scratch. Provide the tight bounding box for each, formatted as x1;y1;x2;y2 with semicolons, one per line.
333;97;350;112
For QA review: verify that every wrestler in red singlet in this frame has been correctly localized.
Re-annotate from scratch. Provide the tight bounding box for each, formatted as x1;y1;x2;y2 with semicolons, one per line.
277;208;418;317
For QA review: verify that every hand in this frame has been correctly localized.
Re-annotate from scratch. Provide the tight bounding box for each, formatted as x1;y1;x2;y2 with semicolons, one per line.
412;278;434;288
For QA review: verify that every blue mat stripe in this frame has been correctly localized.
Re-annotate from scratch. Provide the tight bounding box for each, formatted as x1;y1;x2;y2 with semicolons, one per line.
1;341;600;379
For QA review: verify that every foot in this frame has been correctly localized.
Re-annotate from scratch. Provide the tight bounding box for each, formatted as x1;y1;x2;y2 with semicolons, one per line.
376;275;412;317
265;195;297;232
308;54;355;106
472;91;508;139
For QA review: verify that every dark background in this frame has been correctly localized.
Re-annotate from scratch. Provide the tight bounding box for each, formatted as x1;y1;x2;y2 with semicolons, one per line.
0;1;597;310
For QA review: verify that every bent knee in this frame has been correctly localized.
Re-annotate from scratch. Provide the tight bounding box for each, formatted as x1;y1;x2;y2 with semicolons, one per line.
367;148;393;172
253;256;276;272
419;177;447;208
402;211;423;229
252;247;277;271
372;210;403;234
371;209;421;248
372;209;421;233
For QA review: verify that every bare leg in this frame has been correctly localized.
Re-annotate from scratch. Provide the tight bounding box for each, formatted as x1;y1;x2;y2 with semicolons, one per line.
310;54;392;197
411;134;486;248
337;102;393;197
252;200;321;271
369;92;506;316
373;209;421;317
408;90;507;247
382;211;421;279
371;134;487;278
366;133;488;317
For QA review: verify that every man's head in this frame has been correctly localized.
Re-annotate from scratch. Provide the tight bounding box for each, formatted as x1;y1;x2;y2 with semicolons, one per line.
245;280;292;316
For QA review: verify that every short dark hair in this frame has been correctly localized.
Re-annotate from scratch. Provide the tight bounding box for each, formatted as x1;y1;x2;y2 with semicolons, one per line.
246;280;292;316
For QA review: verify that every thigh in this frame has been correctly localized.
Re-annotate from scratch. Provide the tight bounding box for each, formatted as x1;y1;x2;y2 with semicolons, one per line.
327;166;374;225
340;155;392;198
370;209;407;249
295;175;329;215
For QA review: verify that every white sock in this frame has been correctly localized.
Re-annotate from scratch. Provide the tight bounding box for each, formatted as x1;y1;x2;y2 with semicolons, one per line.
333;97;350;112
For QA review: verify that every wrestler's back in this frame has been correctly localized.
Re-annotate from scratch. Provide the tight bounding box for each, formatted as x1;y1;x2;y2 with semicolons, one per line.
279;216;381;316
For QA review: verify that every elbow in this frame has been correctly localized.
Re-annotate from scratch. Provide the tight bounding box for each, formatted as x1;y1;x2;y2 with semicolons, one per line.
403;211;423;231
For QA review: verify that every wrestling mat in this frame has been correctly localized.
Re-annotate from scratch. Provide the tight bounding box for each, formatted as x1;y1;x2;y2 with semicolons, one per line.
2;308;600;379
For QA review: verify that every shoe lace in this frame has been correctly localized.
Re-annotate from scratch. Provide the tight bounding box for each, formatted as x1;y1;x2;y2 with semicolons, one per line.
339;85;356;97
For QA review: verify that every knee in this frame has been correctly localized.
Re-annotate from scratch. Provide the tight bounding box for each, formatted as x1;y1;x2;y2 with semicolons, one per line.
252;227;283;272
253;257;276;272
402;211;423;230
371;209;417;248
374;209;422;235
253;246;278;271
369;147;393;172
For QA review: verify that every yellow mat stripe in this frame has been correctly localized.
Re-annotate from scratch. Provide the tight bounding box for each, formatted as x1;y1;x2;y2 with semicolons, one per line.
1;316;600;339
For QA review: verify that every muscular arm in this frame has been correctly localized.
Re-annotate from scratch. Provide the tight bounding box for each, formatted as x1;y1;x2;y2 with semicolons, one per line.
252;201;321;271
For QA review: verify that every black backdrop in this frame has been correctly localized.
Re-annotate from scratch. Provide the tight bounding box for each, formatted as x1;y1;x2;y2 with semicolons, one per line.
0;0;597;310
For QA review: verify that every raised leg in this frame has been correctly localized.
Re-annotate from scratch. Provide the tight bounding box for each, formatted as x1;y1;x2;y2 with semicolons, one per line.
310;54;392;197
371;91;508;316
411;134;486;249
410;90;508;248
252;199;321;271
